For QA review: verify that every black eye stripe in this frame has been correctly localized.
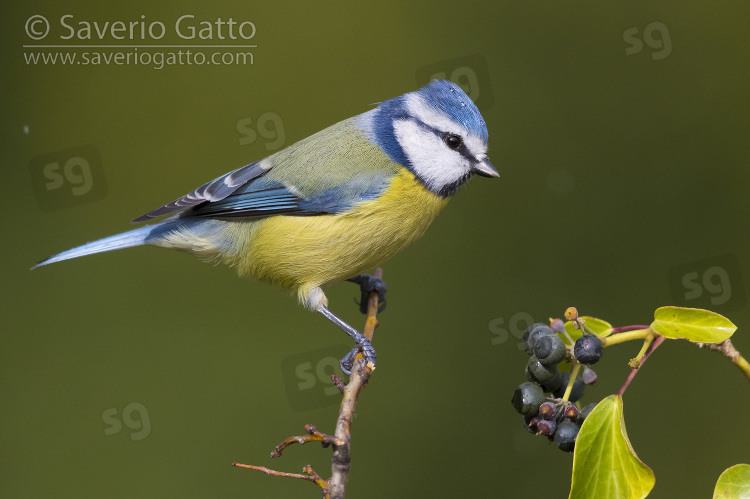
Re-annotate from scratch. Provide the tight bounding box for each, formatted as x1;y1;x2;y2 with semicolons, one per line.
411;118;479;163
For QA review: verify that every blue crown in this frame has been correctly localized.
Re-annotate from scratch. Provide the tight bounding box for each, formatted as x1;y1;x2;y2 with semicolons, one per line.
416;80;488;142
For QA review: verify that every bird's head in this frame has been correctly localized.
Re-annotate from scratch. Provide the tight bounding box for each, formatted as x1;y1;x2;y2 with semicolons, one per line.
366;79;498;196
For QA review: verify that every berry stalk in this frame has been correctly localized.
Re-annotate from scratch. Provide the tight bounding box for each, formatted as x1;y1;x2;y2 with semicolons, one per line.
561;364;582;402
601;328;651;347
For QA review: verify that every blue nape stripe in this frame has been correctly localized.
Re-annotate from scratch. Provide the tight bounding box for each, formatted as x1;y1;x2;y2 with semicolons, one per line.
370;97;411;168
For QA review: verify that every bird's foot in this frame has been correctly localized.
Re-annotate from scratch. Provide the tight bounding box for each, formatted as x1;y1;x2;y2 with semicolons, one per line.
347;274;387;314
339;336;377;375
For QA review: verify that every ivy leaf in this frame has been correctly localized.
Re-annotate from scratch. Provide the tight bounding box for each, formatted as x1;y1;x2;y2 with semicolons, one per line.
650;307;737;343
563;316;613;344
585;317;615;338
569;395;654;499
713;463;750;498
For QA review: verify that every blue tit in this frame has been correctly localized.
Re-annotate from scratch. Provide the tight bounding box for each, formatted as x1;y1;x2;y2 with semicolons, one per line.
34;79;498;373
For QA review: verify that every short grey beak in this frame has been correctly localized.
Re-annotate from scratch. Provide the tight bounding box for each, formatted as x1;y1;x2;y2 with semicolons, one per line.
472;158;499;178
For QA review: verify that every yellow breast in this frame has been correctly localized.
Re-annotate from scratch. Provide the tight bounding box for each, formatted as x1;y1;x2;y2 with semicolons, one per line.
239;168;449;299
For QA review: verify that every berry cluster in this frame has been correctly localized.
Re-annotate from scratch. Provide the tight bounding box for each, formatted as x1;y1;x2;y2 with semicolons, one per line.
510;322;603;452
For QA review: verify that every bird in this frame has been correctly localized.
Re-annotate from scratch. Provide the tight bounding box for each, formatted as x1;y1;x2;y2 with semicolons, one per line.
34;79;498;373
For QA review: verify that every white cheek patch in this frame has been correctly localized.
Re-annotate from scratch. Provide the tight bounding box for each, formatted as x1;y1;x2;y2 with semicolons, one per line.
403;94;488;160
393;119;471;189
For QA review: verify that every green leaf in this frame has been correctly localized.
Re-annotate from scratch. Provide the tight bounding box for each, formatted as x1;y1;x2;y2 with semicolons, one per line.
650;306;737;343
569;395;654;499
585;317;614;338
713;464;750;498
563;316;613;344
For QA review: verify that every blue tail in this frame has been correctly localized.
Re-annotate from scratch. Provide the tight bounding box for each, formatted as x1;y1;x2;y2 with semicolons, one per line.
32;223;178;269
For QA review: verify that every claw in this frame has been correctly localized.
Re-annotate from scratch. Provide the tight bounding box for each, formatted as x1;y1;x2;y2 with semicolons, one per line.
348;274;387;314
318;305;378;376
339;337;377;375
339;346;358;375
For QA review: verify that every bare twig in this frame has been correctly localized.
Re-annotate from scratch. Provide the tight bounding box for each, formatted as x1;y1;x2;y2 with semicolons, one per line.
231;463;329;493
271;424;344;458
329;268;382;499
695;339;750;380
330;375;347;394
233;425;337;497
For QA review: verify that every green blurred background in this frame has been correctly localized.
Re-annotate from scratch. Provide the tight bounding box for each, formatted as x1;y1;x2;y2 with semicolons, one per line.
3;1;749;497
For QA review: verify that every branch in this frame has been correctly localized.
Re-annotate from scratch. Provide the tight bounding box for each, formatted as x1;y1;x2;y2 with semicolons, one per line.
617;335;665;396
231;463;328;493
233;268;384;499
233;424;337;497
695;339;750;380
270;424;344;458
329;268;382;499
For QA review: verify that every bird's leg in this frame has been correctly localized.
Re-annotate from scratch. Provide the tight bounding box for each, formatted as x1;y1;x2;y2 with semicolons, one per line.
317;306;376;375
347;274;387;314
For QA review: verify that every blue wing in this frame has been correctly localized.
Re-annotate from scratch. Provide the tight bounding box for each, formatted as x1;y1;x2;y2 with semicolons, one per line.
132;161;268;222
187;183;303;218
186;173;391;219
133;160;392;222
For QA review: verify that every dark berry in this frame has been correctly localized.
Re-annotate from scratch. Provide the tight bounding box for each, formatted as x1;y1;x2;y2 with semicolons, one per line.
541;368;563;392
524;364;537;383
553;373;585;402
534;334;567;366
527;356;559;385
564;405;579;420
511;382;546;417
582;366;597;385
574;334;603;365
579;403;597;422
527;325;554;353
536;418;557;437
539;401;556;420
554;420;579;452
521;323;550;355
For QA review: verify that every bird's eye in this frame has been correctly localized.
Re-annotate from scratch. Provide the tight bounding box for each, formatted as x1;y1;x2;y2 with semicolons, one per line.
444;134;462;150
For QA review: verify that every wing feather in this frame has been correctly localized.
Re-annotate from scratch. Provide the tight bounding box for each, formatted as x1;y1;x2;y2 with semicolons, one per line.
132;162;268;222
131;115;399;223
